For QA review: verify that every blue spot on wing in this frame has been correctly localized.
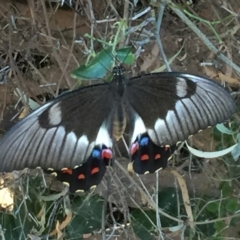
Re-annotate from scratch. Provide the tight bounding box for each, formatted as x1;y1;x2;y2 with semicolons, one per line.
139;137;149;146
92;149;101;158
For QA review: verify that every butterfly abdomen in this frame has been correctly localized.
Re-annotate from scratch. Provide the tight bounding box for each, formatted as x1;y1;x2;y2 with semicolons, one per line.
107;71;128;141
112;103;127;141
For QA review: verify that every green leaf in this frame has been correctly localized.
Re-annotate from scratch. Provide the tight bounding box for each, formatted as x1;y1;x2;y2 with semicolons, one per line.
66;195;104;236
130;187;183;239
186;141;237;158
220;182;233;197
231;143;240;160
71;48;114;80
206;202;219;213
216;124;235;135
214;220;225;234
131;208;156;240
226;198;239;213
157;188;183;227
71;47;135;80
0;212;20;240
116;47;135;65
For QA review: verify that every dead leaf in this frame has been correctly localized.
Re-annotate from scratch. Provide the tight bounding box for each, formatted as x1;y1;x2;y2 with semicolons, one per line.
171;170;195;231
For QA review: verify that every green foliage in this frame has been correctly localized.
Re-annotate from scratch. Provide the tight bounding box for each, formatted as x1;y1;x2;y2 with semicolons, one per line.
65;195;105;237
71;47;135;80
71;19;135;81
1;174;239;240
131;188;184;239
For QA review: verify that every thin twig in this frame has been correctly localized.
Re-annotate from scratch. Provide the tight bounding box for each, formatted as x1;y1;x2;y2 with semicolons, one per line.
40;0;72;91
169;1;240;75
115;160;184;224
131;7;151;20
155;0;172;71
156;172;164;240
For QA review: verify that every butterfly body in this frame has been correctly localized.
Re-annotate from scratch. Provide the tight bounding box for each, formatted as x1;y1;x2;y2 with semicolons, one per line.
0;67;236;192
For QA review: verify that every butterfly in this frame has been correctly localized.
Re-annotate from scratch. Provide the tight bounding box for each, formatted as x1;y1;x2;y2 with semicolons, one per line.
0;66;236;192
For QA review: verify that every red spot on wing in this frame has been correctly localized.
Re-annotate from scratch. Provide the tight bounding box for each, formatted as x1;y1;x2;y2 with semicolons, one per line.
102;149;112;159
141;154;149;161
91;167;100;175
78;174;85;180
62;168;72;175
130;142;139;155
155;154;161;159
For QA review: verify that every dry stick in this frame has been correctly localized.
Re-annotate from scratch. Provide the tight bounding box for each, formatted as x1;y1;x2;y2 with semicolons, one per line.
108;167;130;224
155;1;172;72
120;0;129;47
172;170;195;232
194;212;240;225
55;2;78;92
115;160;183;224
0;5;9;120
169;3;240;75
131;7;151;21
107;0;121;19
156;173;165;240
0;76;7;122
40;0;72;94
27;0;36;25
84;0;105;63
26;61;55;97
86;0;95;52
7;22;30;109
27;0;55;97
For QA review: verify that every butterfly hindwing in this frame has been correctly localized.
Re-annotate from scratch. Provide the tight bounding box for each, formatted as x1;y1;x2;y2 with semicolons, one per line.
130;132;175;174
46;145;112;192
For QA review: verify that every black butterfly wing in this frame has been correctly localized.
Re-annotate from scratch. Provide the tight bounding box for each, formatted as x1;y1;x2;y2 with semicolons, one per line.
46;145;112;192
0;83;115;192
125;72;236;174
129;132;176;174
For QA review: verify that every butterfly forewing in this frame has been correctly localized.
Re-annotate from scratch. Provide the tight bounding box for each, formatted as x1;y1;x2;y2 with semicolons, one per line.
0;83;115;173
126;72;236;147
